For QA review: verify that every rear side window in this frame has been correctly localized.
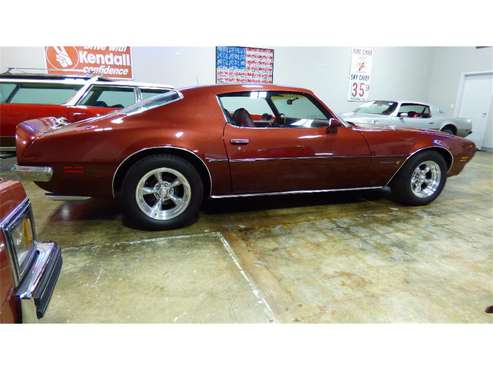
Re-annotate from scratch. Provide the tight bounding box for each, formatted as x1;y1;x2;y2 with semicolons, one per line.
79;86;136;108
8;83;80;104
0;82;17;103
140;88;171;101
118;90;182;117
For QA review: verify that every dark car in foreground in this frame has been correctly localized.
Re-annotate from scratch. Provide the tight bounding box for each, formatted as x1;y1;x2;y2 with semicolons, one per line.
0;179;62;323
14;84;476;230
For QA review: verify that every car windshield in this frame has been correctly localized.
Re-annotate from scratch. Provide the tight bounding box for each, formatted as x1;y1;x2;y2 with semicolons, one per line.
354;100;397;115
119;90;182;116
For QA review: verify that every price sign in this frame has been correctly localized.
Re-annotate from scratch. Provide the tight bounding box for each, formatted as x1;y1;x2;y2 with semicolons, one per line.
347;48;374;102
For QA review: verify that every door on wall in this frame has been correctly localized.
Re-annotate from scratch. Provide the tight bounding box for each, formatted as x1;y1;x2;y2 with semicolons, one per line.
458;73;493;149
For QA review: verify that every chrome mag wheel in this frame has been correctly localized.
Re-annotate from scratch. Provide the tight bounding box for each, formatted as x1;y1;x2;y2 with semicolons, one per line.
410;160;441;198
135;167;191;220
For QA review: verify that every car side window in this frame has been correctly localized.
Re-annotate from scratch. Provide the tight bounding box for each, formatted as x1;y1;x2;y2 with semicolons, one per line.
140;88;171;101
0;82;17;103
8;83;80;105
218;91;331;128
79;86;136;108
271;93;328;121
398;104;431;118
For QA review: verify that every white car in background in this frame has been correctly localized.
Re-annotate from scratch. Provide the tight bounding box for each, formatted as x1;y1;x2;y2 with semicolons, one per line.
340;100;472;137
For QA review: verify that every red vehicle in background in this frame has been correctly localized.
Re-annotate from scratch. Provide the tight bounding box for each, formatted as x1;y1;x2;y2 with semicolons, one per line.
0;179;62;323
0;70;172;156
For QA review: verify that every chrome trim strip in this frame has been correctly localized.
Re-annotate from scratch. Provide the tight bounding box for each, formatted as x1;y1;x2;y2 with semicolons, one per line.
13;165;53;182
205;157;229;163
384;145;454;186
45;194;92;201
211;186;383;199
17;241;62;321
0;198;31;286
111;145;213;198
0;197;29;232
0;146;16;152
0;78;86;85
228;155;375;163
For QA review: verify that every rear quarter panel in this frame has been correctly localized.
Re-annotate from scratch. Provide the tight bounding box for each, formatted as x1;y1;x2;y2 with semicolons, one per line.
18;88;230;197
0;103;115;147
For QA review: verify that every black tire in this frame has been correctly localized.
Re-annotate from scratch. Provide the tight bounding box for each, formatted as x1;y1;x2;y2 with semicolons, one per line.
120;154;203;230
390;150;447;206
441;127;455;135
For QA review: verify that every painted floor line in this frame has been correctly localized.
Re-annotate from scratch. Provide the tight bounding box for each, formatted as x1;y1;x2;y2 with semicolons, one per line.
65;230;277;322
215;232;277;323
117;232;217;246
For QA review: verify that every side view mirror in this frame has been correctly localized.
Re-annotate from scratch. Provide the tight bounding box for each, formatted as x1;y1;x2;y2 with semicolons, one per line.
399;112;408;118
326;118;342;134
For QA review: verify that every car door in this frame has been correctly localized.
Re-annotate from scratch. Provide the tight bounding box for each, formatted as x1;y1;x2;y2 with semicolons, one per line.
220;91;372;194
397;103;434;129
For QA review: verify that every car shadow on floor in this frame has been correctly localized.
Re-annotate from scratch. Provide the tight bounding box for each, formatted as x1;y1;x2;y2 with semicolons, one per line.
43;189;392;230
47;198;121;223
203;189;391;215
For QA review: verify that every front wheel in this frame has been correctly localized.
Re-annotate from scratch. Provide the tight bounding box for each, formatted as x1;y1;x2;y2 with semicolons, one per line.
120;154;203;230
390;151;447;206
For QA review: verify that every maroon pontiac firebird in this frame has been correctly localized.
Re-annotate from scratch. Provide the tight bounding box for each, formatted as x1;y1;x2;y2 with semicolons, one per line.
14;84;476;229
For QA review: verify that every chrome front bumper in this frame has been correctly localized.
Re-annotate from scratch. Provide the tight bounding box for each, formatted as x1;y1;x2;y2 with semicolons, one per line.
13;165;53;182
16;242;62;321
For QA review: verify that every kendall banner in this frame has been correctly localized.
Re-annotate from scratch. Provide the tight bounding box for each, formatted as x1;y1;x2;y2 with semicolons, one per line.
45;46;133;79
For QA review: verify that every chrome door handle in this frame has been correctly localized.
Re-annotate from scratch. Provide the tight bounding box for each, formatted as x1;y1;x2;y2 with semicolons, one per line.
230;138;249;145
71;112;87;116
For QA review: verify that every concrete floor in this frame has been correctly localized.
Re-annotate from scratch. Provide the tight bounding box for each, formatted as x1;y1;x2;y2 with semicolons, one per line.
1;153;492;323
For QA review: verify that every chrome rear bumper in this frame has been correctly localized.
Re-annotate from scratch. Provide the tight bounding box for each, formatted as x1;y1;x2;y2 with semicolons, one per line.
16;242;62;321
13;165;53;182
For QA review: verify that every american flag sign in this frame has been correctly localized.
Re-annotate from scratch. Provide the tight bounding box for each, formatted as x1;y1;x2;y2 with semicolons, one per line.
216;47;274;84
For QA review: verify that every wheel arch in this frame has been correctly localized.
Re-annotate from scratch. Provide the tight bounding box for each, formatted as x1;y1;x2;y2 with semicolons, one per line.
386;146;454;186
440;123;458;135
112;146;212;198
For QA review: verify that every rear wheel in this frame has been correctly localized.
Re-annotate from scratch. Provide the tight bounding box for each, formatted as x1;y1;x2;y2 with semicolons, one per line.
120;155;203;230
390;151;447;206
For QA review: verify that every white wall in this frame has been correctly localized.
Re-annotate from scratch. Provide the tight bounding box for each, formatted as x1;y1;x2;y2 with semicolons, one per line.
428;47;493;114
131;47;215;87
1;46;491;116
0;46;45;72
274;47;433;113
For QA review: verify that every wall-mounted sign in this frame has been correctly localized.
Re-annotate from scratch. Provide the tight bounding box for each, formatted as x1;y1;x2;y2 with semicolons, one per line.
216;46;274;84
347;47;374;102
45;46;133;79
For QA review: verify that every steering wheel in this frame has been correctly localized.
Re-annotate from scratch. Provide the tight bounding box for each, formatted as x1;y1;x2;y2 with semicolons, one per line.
277;113;286;125
262;113;276;127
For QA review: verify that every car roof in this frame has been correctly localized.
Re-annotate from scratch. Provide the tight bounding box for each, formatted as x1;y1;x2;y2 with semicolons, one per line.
0;73;173;89
368;99;433;106
92;80;173;89
180;84;314;95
